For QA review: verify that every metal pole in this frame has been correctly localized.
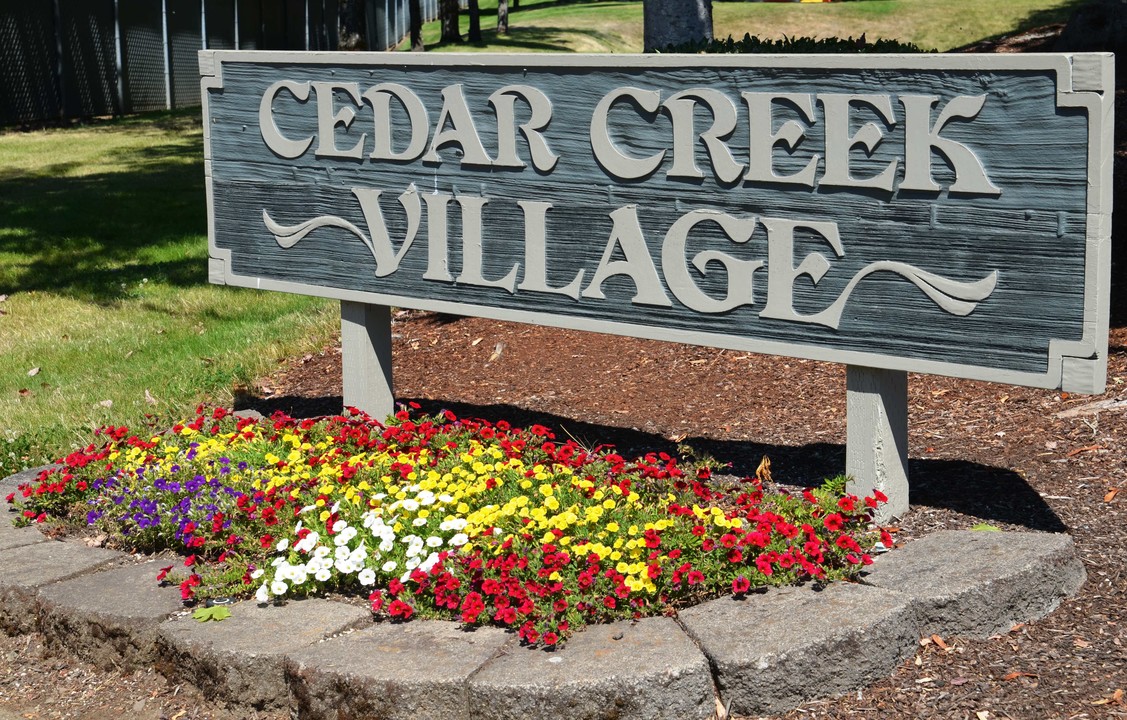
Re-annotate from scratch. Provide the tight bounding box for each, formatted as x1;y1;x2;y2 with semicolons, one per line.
161;0;172;109
234;0;240;49
305;0;310;50
112;0;124;115
52;0;65;120
201;0;208;49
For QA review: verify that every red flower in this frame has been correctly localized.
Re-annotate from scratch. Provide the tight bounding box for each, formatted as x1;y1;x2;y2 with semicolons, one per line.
726;548;743;564
259;534;274;549
823;513;845;532
388;599;414;619
687;570;704;585
369;590;384;612
701;539;715;552
179;574;200;601
731;576;750;594
691;525;706;536
184;554;196;567
553;598;568;613
603;596;616;610
542;632;559;646
838;496;857;513
156;565;174;583
755;554;774;576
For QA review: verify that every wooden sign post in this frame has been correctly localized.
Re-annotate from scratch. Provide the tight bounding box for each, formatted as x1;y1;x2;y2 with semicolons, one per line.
201;52;1112;521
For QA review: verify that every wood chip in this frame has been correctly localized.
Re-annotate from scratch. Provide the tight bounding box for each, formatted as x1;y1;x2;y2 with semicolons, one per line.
1066;444;1105;457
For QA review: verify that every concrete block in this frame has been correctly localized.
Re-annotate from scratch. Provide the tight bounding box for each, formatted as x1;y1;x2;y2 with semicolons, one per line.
0;541;125;634
38;560;185;670
0;467;57;551
863;529;1087;638
287;620;512;720
678;582;917;716
468;617;715;720
155;598;370;710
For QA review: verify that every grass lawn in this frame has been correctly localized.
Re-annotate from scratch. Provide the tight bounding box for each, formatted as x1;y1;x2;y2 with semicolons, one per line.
409;0;1089;53
0;112;338;475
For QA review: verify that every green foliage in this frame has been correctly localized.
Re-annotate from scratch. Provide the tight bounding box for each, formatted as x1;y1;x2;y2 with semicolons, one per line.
192;605;232;622
660;32;932;55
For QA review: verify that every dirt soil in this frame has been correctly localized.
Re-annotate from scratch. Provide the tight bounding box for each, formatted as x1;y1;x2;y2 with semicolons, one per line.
2;22;1126;720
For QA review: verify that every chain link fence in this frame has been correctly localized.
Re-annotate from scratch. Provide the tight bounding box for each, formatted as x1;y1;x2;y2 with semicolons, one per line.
1;0;440;126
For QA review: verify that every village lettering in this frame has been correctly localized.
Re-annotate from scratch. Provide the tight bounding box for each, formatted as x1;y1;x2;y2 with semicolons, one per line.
263;186;999;330
259;80;1001;195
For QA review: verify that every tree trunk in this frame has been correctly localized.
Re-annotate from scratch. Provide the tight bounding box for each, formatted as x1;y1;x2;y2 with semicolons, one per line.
440;0;462;43
468;0;482;42
643;0;712;52
338;0;368;50
497;0;509;34
409;0;425;50
512;0;518;9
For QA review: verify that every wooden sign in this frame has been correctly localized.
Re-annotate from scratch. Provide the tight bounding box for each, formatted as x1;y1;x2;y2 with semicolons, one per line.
201;52;1113;517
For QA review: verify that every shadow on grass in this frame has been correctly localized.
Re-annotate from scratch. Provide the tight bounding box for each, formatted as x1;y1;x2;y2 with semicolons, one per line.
235;393;1067;534
427;23;628;51
0;121;206;303
1017;0;1092;29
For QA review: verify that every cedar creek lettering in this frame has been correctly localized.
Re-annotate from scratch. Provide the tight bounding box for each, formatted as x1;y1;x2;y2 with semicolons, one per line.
258;80;1001;328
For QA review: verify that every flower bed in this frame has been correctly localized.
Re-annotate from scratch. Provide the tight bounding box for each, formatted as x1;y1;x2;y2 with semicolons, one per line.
6;406;889;646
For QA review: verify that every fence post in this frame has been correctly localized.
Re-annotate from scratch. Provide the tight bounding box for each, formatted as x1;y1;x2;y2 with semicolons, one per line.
161;0;172;108
51;0;65;120
340;301;394;419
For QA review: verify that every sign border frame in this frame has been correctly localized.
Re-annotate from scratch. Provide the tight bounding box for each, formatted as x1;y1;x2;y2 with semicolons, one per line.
200;50;1114;394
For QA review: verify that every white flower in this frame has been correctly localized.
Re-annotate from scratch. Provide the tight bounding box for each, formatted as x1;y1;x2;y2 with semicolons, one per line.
290;569;309;586
275;538;290;552
255;583;270;603
270;579;289;596
335;526;358;546
332;519;348;534
271;556;286;567
405;556;420;571
449;533;469;547
416;490;436;506
314;568;332;582
335;557;357;574
426;536;443;548
400;499;420;512
382;560;398;572
439;518;467;532
412;517;427;527
438;494;454;504
250;568;265;580
314;545;331;558
418;552;440;573
294;531;320;553
378;538;394;554
358;568;376;586
349;545;367;564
